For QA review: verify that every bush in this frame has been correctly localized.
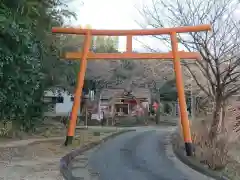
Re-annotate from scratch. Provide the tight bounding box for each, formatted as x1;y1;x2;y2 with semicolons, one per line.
174;101;240;173
0;128;9;137
191;118;229;170
223;103;240;143
190;100;240;171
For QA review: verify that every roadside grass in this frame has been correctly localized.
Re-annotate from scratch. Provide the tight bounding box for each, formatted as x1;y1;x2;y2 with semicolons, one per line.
173;116;240;180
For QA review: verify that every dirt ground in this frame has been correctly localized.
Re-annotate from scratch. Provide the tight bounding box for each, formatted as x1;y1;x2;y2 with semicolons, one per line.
0;127;116;180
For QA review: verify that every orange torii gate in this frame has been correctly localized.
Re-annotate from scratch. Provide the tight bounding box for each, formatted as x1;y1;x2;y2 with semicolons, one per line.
52;24;211;156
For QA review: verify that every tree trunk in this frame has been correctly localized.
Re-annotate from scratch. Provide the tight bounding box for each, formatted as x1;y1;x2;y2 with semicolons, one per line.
221;104;226;133
209;97;224;140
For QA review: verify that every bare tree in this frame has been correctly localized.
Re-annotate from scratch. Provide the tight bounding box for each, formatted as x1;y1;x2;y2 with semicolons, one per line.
137;0;240;139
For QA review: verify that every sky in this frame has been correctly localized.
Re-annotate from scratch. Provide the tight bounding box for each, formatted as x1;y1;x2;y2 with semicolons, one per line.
68;0;161;52
72;0;140;29
67;0;240;52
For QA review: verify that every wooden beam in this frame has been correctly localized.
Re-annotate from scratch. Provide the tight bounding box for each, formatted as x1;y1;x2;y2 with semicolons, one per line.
126;35;133;52
64;51;200;60
52;25;211;36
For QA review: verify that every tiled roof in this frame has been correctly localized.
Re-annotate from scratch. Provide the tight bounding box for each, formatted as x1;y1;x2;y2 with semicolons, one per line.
100;88;151;99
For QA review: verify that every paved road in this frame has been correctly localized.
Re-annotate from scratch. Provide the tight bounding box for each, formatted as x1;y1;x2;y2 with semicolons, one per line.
88;127;213;180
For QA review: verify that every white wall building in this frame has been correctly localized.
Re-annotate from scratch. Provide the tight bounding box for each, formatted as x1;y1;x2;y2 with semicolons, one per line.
43;89;79;116
43;88;96;117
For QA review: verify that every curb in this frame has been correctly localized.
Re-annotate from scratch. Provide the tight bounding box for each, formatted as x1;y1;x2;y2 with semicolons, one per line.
171;132;229;180
60;129;135;180
158;121;177;126
0;137;65;148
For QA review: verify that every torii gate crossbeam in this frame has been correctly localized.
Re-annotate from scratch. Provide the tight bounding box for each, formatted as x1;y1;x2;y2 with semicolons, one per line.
52;24;211;156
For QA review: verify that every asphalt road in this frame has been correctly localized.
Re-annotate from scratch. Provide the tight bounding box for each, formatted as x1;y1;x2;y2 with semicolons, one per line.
88;127;212;180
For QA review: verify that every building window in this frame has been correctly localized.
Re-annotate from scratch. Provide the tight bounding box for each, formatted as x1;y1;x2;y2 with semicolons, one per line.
52;96;64;103
43;97;53;103
43;96;64;103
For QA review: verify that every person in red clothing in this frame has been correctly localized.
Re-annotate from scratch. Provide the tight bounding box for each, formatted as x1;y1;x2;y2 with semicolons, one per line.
152;101;159;113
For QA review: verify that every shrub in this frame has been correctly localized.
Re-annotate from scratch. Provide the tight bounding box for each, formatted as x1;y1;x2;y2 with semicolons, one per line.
191;118;229;170
190;100;240;171
223;104;240;143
